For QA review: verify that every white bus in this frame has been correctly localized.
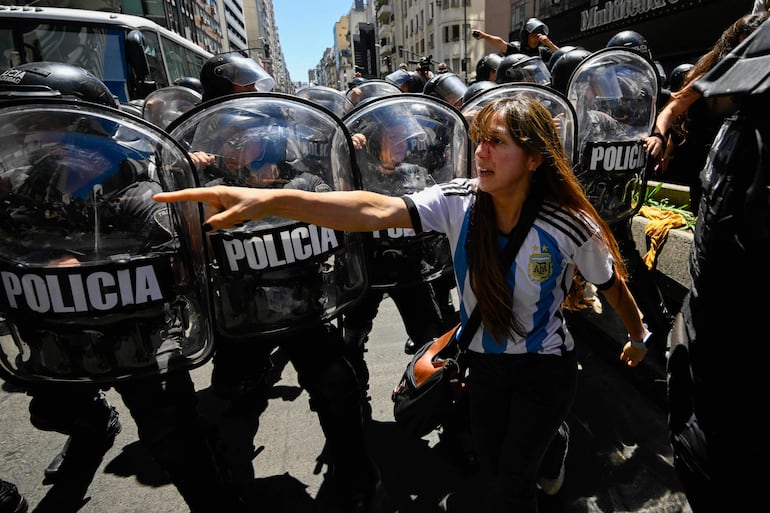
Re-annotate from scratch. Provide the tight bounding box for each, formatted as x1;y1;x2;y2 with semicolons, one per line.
0;5;212;102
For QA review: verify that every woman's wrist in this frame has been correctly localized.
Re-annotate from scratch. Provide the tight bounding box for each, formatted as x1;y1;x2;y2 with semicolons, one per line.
628;324;652;350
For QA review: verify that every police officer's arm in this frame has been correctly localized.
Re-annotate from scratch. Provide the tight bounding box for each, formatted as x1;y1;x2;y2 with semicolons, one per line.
154;186;413;233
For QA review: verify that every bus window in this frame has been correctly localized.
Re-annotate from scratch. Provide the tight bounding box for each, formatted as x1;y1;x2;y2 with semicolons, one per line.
161;34;188;83
186;47;207;78
10;22;129;101
138;29;169;89
0;27;19;69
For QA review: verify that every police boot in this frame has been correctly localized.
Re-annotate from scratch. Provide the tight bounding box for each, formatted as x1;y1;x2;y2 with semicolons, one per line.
0;479;28;513
31;402;121;513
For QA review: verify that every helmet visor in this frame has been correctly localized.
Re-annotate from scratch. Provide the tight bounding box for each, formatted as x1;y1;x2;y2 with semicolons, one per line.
216;59;275;92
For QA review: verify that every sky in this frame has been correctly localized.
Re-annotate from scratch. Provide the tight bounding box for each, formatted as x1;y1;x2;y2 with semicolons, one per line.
273;0;355;86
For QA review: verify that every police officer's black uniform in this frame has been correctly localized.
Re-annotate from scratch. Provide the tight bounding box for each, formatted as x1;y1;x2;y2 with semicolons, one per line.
0;62;244;513
173;53;383;513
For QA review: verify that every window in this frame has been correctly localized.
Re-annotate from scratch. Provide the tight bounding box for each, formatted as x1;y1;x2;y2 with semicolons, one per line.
511;1;527;33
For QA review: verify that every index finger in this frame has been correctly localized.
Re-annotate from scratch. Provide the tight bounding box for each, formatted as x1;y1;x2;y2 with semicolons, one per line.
153;188;220;205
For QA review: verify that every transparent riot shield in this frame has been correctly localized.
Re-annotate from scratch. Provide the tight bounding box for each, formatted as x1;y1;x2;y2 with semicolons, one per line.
461;82;578;167
143;85;202;130
342;93;470;289
0;99;212;384
565;47;659;225
169;93;368;338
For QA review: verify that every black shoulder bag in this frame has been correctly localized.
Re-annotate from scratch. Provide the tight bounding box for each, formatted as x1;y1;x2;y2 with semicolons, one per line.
391;187;543;437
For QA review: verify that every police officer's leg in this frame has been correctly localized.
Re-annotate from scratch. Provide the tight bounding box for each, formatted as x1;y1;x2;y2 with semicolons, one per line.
340;289;385;421
286;323;382;512
28;385;120;513
116;371;246;513
431;273;460;330
389;283;446;356
211;334;274;415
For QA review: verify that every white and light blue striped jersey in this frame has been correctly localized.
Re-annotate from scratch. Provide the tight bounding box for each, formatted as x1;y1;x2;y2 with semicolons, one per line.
403;178;616;356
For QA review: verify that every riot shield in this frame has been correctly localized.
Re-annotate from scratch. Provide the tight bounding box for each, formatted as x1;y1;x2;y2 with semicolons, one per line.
143;85;202;130
0;98;212;384
565;47;659;225
461;82;578;166
168;93;368;338
342;93;470;289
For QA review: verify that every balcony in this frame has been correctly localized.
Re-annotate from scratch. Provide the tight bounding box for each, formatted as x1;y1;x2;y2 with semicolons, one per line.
377;4;392;24
379;22;391;39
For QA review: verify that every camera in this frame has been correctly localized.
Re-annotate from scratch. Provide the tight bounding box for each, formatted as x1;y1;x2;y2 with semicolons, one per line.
472;30;481;39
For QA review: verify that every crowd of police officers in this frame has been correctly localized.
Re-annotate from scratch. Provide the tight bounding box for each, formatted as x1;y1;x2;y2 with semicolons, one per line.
0;12;768;513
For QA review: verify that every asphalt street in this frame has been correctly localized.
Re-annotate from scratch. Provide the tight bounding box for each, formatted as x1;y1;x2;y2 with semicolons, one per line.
0;295;692;513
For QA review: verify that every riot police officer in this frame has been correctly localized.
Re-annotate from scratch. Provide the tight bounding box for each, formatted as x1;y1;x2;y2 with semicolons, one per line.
0;62;245;513
667;19;770;512
181;56;384;513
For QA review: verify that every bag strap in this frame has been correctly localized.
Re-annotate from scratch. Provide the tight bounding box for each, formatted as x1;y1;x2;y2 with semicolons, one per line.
456;184;544;351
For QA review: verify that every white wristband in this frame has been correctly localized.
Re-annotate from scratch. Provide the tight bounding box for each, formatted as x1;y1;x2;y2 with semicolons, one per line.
629;324;652;350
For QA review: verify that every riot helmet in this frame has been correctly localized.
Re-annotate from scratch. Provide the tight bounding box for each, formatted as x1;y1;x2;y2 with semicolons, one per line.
385;69;425;93
346;79;401;106
296;85;354;118
223;124;290;187
606;30;652;60
519;18;549;50
200;53;275;101
142;85;202;130
423;72;468;108
0;61;117;108
549;48;592;94
364;105;428;175
495;53;551;85
522;18;549;37
668;63;694;93
475;53;502;82
461;80;498;107
547;45;580;70
347;76;366;89
173;76;204;94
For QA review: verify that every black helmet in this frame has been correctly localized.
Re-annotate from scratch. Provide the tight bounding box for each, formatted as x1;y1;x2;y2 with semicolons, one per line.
495;53;551;85
347;76;366;89
173;76;203;94
461;80;497;106
0;61;117;108
522;18;549;37
295;85;354;117
475;53;502;82
549;48;592;94
668;63;694;93
384;69;425;93
423;72;467;108
606;30;652;60
547;45;580;70
200;53;275;101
